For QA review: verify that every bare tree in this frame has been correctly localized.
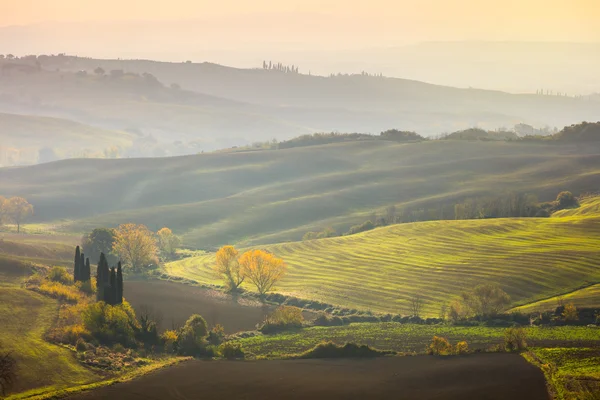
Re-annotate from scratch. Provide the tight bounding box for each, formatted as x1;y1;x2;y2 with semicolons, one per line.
0;350;16;396
408;294;423;318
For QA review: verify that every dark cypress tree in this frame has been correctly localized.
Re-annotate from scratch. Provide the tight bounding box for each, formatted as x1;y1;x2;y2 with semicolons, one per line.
116;261;123;304
106;267;117;305
80;253;85;280
74;246;81;282
83;257;91;282
96;252;109;301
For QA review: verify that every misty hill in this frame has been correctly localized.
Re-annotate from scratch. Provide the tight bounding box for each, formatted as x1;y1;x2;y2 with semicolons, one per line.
2;137;600;248
4;55;599;139
0;113;134;165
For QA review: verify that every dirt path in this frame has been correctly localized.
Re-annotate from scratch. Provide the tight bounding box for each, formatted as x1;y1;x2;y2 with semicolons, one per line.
70;354;549;400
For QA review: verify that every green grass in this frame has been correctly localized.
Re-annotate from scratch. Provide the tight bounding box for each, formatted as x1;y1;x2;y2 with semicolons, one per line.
0;288;101;395
165;197;600;316
525;347;600;399
232;323;600;358
4;140;600;248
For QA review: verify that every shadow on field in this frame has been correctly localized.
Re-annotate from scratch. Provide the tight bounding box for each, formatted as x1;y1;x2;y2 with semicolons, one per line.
69;354;549;400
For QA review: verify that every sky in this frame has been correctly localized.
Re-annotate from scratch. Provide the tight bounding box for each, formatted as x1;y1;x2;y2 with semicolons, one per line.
2;0;599;43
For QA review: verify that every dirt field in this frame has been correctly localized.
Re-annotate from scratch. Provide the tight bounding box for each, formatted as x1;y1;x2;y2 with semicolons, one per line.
70;353;549;400
125;280;273;333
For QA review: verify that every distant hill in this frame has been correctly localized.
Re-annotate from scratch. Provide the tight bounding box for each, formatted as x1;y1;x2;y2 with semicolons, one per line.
0;113;133;165
444;128;519;141
2;138;600;248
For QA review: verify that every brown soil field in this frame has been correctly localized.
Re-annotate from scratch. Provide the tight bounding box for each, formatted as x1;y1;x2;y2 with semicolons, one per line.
70;354;549;400
125;280;278;333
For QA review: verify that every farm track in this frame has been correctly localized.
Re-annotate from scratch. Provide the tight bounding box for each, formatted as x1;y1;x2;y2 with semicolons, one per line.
68;354;549;400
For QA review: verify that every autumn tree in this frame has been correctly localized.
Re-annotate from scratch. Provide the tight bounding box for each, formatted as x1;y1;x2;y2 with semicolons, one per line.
3;197;33;233
112;223;158;273
214;246;244;291
459;284;511;318
157;227;181;258
239;250;286;295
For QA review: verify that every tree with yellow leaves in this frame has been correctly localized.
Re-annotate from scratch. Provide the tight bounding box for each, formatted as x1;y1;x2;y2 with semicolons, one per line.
113;223;158;273
157;227;181;258
239;250;286;295
2;196;33;233
214;246;244;291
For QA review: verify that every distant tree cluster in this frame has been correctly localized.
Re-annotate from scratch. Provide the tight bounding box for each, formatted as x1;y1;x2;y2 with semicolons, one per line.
0;196;33;233
262;61;299;74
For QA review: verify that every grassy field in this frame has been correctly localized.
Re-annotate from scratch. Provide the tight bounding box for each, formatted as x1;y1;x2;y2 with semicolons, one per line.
3;140;600;247
232;323;600;358
0;256;102;396
165;196;600;316
526;347;600;399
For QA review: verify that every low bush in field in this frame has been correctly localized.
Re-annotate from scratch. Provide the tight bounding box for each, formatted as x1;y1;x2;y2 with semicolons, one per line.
259;306;304;334
37;281;82;303
504;327;527;352
455;341;469;354
207;324;226;346
219;342;245;359
297;341;395;359
75;279;96;296
82;301;140;347
427;336;453;355
160;330;178;354
47;266;73;285
176;314;214;357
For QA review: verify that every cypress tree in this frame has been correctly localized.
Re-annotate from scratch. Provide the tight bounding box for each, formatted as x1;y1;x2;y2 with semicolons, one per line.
106;267;117;305
116;261;123;304
96;252;108;301
84;258;91;282
80;253;85;280
74;246;81;282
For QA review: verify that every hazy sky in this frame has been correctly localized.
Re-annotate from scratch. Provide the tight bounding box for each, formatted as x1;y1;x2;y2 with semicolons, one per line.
2;0;599;43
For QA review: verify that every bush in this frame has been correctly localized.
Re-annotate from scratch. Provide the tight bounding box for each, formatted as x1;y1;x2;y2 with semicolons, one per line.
160;330;178;354
38;281;82;303
24;272;45;287
82;301;139;346
47;266;74;285
259;306;304;334
562;303;579;322
219;342;245;360
427;336;452;355
298;342;394;359
346;220;375;235
504;327;527;351
177;314;212;357
207;324;225;346
556;191;578;209
75;338;88;352
75;279;96;295
455;341;469;355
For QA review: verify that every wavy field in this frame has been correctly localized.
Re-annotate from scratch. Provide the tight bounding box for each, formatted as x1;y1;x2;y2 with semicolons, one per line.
165;198;600;316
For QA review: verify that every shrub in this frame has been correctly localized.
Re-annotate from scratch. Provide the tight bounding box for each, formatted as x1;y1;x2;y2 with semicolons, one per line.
346;220;375;235
38;281;82;303
75;279;96;295
219;342;245;360
24;272;45;287
177;314;211;357
75;338;88;352
427;336;452;355
160;330;178;354
556;191;578;210
47;266;74;285
82;301;139;346
207;324;226;346
504;327;527;351
562;303;579;322
455;341;469;355
259;306;304;334
298;342;394;359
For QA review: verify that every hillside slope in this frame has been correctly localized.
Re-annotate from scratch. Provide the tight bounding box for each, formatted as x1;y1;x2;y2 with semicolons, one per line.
165;197;600;316
2;140;600;248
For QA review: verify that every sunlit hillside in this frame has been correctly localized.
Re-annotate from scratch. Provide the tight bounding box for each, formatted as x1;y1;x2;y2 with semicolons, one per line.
165;197;600;316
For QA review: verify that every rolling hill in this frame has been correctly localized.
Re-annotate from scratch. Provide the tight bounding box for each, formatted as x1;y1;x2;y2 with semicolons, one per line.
165;196;600;317
2;138;600;248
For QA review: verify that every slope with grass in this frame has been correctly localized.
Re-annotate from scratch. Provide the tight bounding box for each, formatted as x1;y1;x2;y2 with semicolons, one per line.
3;139;600;248
0;257;101;397
165;197;600;316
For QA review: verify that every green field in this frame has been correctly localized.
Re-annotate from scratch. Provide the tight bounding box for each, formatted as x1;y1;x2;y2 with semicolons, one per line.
165;196;600;316
3;139;600;249
0;257;101;397
232;323;600;358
